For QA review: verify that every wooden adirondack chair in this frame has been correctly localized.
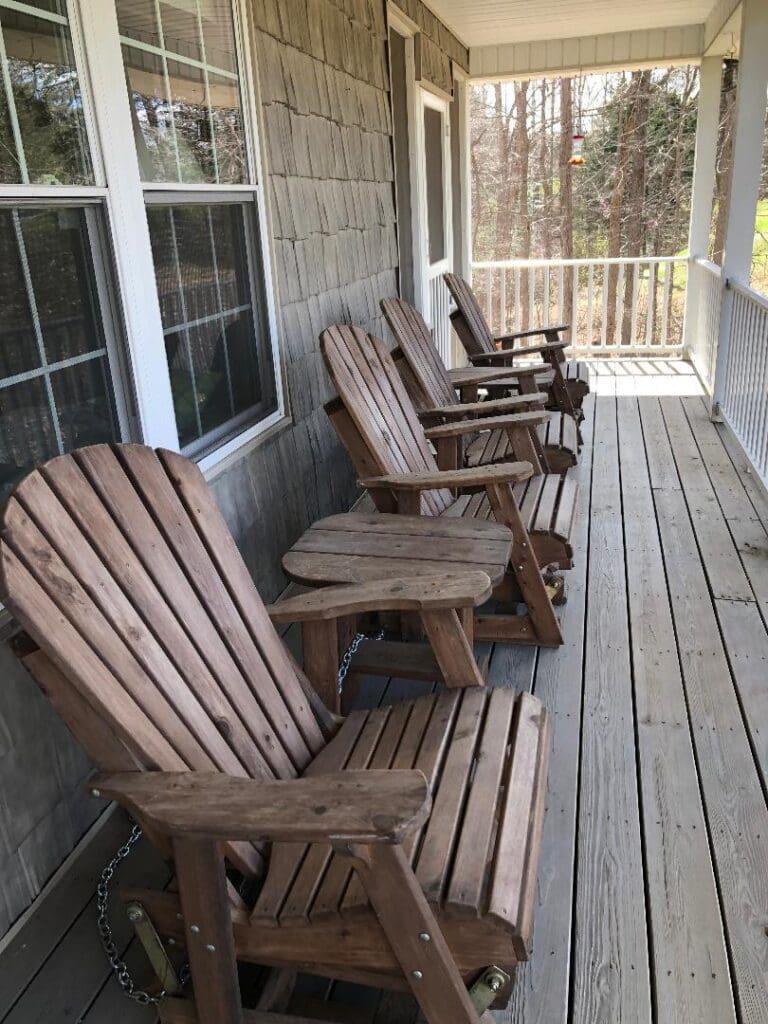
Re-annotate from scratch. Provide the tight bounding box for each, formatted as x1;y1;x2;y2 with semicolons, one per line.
321;326;578;646
443;274;590;430
381;297;579;473
0;444;552;1024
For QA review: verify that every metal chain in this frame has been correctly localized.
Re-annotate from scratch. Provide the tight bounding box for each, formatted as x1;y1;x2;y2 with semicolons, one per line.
96;628;384;1004
337;629;385;695
95;823;168;1006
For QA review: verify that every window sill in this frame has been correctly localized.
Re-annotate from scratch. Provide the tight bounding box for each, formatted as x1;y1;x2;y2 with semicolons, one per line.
200;409;293;482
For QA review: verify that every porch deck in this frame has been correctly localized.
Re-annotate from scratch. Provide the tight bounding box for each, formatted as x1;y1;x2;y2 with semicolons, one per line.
1;360;767;1024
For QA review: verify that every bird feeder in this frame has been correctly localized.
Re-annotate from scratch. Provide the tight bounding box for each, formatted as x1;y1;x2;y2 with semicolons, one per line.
569;133;585;166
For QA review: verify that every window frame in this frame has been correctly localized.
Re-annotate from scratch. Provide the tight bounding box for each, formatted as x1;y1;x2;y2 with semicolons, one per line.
2;0;287;474
0;0;136;476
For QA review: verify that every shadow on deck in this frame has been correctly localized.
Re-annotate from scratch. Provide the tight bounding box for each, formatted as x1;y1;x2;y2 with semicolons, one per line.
1;360;767;1024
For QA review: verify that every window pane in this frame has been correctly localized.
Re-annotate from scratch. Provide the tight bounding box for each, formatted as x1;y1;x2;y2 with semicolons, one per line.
117;0;247;185
0;205;120;505
424;105;445;264
0;3;93;185
146;200;277;454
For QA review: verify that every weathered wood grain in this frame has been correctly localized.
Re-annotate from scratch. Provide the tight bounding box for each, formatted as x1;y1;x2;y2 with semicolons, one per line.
571;396;651;1024
504;397;593;1024
648;451;768;1023
619;397;735;1024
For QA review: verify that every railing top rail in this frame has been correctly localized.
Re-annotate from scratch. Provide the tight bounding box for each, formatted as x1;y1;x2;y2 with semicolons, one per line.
471;256;687;270
728;278;768;312
692;257;722;276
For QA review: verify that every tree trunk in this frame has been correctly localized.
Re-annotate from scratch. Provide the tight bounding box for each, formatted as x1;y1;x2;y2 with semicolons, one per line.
606;81;629;345
514;81;531;326
713;59;738;265
621;70;651;344
559;77;575;342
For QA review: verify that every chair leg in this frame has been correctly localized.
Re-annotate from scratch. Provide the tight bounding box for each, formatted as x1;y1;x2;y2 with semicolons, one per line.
341;843;481;1024
546;358;579;426
504;425;542;475
485;482;563;646
173;837;243;1024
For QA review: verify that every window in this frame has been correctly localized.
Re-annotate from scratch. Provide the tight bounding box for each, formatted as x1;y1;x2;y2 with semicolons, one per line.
424;104;445;264
0;0;93;185
0;1;121;505
0;0;282;505
146;199;275;454
115;0;279;458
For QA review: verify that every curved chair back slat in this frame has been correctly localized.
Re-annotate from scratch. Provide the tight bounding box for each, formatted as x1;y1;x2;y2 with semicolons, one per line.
443;273;496;356
381;297;456;409
321;325;454;517
0;444;328;877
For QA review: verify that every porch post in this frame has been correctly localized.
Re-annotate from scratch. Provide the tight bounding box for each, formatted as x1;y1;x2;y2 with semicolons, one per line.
711;0;768;415
683;56;723;360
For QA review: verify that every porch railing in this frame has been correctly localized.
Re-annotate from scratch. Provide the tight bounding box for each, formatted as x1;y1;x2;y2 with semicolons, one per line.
720;280;768;486
470;257;687;354
687;258;722;393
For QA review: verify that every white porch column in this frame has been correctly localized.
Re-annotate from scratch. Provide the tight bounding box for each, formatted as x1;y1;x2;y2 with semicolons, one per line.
683;55;723;357
712;0;768;413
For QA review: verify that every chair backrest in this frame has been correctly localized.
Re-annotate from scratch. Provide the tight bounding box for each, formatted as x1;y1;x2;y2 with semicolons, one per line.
321;325;454;517
0;444;328;876
380;297;456;409
443;273;495;356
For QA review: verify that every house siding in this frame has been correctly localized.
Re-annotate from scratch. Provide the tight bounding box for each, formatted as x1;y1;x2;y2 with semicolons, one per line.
0;0;468;938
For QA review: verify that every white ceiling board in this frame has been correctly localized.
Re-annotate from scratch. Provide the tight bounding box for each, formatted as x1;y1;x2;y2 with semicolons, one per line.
424;0;721;48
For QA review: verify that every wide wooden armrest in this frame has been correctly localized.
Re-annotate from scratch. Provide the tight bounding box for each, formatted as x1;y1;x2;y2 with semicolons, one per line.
361;461;533;492
497;340;569;357
424;410;550;439
496;324;568;343
92;770;431;845
447;366;535;387
418;393;545;420
267;572;493;623
469;352;550;372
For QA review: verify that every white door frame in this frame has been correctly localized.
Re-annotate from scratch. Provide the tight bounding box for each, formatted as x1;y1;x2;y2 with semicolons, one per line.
413;86;454;364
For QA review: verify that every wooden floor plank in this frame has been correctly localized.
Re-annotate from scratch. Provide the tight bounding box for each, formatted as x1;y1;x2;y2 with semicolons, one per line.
644;416;768;1023
712;415;768;532
619;396;735;1024
2;832;169;1024
637;396;680;490
681;398;768;623
503;394;594;1024
571;396;651;1024
660;398;754;603
714;599;768;789
0;810;129;1018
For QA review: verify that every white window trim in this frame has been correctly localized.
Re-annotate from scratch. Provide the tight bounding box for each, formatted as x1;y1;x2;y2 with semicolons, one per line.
72;0;288;468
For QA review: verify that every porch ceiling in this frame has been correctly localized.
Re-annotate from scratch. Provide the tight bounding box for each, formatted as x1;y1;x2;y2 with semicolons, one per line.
425;0;723;48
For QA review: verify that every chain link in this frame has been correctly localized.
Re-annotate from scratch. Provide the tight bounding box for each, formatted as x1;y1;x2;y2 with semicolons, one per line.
96;628;384;1004
337;629;385;695
96;823;169;1006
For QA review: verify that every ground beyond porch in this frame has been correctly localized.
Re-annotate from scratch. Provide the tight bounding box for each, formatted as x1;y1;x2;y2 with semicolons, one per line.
0;361;767;1024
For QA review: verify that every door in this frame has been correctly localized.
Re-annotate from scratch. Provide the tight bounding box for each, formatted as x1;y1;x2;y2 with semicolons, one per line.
416;89;454;367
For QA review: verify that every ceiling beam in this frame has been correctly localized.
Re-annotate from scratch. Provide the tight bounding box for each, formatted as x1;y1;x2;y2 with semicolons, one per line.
469;25;705;80
704;0;741;52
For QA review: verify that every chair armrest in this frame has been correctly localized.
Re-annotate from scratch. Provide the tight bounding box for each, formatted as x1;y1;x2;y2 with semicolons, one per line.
91;770;431;845
447;366;531;387
497;340;569;358
361;461;533;493
469;352;550;372
419;393;545;420
267;572;493;623
424;410;550;439
497;324;568;343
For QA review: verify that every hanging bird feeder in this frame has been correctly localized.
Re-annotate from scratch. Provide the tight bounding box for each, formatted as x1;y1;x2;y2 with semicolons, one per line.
569;133;585;166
